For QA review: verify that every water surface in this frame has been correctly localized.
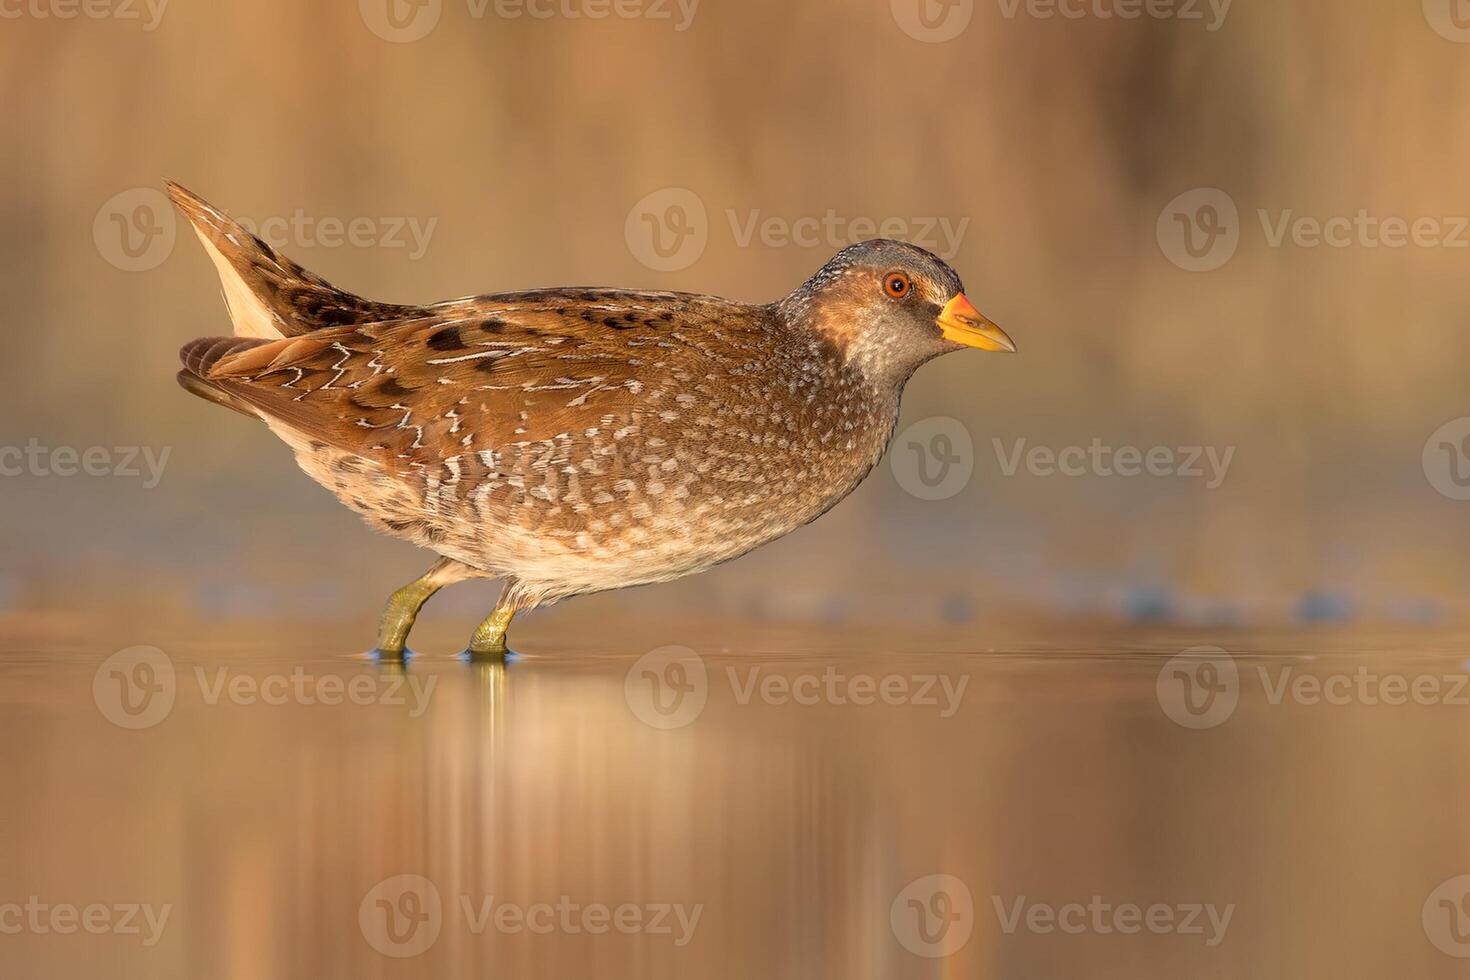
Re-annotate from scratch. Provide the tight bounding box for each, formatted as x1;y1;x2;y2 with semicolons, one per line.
2;617;1467;978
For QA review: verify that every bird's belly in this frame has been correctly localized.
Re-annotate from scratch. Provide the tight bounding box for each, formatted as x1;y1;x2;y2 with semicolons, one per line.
275;427;451;547
438;476;865;598
275;418;890;600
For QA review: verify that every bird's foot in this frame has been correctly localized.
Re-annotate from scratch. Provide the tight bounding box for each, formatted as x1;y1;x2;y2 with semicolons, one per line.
368;646;415;664
370;560;469;664
459;642;515;665
463;605;517;664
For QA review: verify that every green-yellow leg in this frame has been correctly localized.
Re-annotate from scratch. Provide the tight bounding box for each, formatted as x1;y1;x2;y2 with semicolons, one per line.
373;558;467;659
467;605;517;662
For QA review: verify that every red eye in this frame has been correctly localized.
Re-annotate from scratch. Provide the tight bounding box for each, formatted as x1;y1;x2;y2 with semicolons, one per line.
884;272;911;299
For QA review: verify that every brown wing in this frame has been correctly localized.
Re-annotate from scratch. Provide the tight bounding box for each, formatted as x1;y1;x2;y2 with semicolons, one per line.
197;290;774;473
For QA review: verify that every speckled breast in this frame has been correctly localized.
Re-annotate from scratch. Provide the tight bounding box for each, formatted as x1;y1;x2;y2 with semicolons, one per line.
354;351;899;599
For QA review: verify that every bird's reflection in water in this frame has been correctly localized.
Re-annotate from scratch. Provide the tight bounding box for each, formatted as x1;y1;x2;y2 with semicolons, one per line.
372;652;408;676
366;642;513;729
474;660;508;730
370;644;511;732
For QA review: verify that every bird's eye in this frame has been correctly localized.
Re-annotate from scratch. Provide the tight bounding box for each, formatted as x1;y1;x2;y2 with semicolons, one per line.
883;272;911;299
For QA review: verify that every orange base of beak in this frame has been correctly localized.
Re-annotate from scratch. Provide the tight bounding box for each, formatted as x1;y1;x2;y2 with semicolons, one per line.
937;294;1016;352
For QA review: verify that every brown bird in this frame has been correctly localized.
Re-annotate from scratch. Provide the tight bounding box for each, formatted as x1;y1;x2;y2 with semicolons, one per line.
168;182;1015;659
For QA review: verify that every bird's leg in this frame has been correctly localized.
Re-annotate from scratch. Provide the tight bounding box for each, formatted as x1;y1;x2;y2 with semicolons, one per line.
372;557;477;659
466;605;517;662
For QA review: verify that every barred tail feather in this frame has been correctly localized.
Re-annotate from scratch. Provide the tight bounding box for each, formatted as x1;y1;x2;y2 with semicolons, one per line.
164;180;415;339
176;336;272;417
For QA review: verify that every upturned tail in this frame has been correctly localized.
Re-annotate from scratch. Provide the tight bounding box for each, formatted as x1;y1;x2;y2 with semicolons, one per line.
164;180;414;340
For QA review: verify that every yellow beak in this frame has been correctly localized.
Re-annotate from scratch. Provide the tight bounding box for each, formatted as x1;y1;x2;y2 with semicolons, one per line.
937;294;1016;352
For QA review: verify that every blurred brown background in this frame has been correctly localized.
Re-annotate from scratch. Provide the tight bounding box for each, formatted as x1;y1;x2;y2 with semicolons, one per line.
3;0;1469;633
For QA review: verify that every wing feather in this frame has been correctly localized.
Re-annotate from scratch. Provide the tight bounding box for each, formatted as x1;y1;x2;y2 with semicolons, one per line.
202;291;773;473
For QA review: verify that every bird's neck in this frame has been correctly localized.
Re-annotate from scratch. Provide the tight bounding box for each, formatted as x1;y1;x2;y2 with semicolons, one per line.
777;299;927;397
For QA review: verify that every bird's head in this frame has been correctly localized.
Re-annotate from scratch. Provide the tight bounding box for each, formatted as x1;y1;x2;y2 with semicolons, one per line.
779;239;1014;387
